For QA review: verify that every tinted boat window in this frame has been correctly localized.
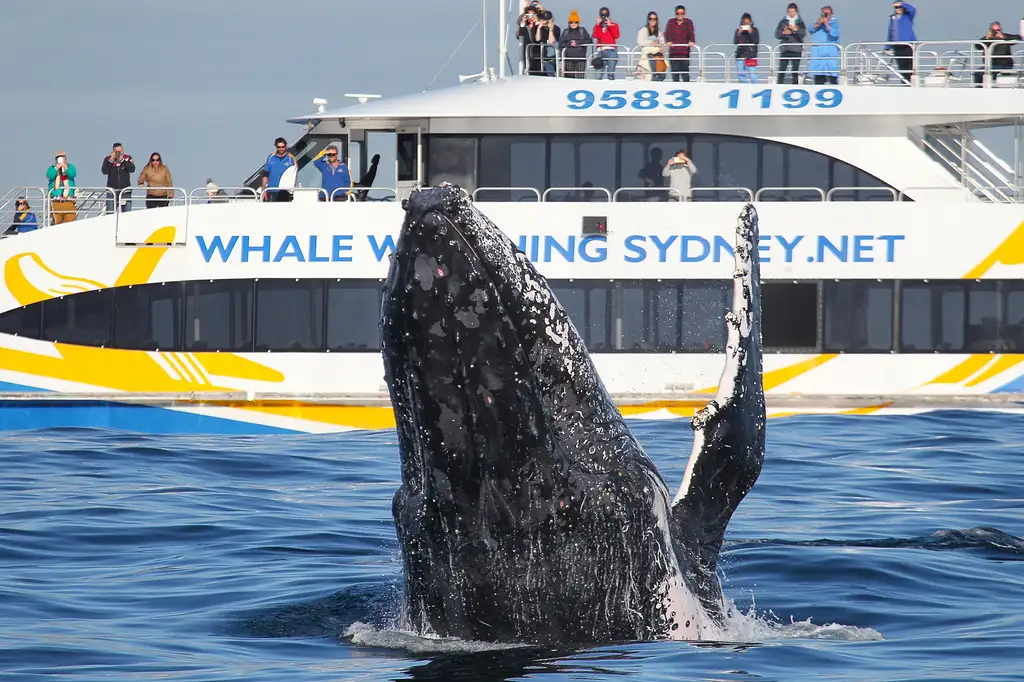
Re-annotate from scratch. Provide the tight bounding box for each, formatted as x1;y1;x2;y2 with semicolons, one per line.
587;286;609;350
763;282;818;348
612;281;646;350
479;136;546;197
900;282;965;352
648;282;681;351
426;136;478;192
256;279;325;352
113;283;182;351
42;289;112;346
551;283;586;335
184;280;253;352
718;138;758;191
824;281;893;351
327;280;381;351
680;282;730;352
0;305;41;338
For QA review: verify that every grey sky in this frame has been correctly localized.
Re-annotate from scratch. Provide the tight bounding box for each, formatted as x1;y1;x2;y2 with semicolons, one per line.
2;0;1022;194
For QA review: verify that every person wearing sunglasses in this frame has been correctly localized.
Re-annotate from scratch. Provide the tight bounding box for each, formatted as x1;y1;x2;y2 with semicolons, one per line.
313;145;352;201
137;153;174;209
637;12;667;81
663;5;696;83
4;198;39;237
558;10;592;78
262;137;296;202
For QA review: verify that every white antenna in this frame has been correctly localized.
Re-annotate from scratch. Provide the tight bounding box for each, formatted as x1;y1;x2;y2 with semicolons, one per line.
311;98;328;113
482;0;489;79
343;93;382;105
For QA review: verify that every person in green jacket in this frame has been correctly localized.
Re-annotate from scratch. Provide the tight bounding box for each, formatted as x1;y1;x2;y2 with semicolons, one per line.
46;151;77;224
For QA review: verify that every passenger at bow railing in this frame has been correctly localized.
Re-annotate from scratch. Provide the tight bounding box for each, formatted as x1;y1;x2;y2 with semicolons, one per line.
558;10;591;79
733;13;761;83
636;11;666;82
884;1;917;85
775;3;807;85
808;5;840;85
973;21;1023;86
518;3;560;76
663;5;695;83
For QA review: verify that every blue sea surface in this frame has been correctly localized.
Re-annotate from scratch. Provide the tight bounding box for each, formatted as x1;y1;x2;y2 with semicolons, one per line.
2;410;1023;681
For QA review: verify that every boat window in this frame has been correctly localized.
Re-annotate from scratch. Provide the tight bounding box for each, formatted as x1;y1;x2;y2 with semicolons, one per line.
327;280;382;351
479;136;546;198
255;279;325;352
185;280;254;352
549;137;616;199
42;289;112;347
648;282;682;351
717;137;759;191
680;283;730;352
113;283;182;351
396;133;418;183
763;282;818;349
0;304;41;339
428;134;896;200
900;282;965;351
587;286;609;350
611;281;646;350
426;136;478;192
824;281;894;352
551;283;587;338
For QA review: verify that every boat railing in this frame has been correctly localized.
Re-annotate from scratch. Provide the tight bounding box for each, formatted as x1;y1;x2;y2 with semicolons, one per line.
754;186;826;202
691;187;754;202
260;187;327;202
826;187;899;202
545;39;1023;87
611;187;683;202
332;187;397;202
187;187;260;204
541;186;612;202
472;187;542;202
0;186;48;231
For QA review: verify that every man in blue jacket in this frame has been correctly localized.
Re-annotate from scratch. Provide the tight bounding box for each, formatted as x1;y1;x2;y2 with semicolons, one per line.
312;145;352;201
886;1;917;85
4;198;39;237
262;137;297;202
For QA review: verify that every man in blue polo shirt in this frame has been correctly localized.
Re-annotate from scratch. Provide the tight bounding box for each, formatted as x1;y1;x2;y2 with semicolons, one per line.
262;137;296;202
312;145;352;201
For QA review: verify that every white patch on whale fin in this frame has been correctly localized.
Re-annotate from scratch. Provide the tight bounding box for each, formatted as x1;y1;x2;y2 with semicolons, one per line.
674;203;761;505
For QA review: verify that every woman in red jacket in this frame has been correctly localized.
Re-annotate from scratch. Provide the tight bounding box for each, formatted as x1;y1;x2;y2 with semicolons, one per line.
592;6;620;79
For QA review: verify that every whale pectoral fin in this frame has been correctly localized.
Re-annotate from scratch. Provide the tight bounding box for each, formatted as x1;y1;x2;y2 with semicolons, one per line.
670;204;766;613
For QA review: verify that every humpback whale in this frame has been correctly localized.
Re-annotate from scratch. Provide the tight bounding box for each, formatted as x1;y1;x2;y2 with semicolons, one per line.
380;184;765;644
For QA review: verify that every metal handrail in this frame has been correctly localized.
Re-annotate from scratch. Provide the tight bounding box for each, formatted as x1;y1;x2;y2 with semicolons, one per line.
117;187;187;205
754;186;825;201
612;187;682;202
259;187;327;201
187;187;259;204
541;186;612;202
898;185;1024;202
472;187;541;201
826;187;898;201
691;187;754;201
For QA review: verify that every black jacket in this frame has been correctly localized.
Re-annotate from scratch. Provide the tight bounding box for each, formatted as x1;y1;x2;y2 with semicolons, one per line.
975;33;1022;69
558;26;592;59
774;17;807;54
102;154;136;190
734;26;760;60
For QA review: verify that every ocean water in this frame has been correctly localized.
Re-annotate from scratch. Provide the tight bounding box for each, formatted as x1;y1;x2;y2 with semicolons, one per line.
2;410;1023;681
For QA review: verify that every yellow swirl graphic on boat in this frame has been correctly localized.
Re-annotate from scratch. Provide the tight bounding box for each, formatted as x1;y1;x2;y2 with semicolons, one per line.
4;226;178;306
964;220;1024;278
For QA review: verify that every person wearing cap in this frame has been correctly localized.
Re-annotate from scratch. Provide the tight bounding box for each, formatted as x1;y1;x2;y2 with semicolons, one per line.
592;6;620;80
46;151;77;224
4;198;39;237
312;145;352;201
886;1;917;85
558;10;591;78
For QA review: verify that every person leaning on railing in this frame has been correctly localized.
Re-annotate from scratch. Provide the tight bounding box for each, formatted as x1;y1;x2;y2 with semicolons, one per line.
636;11;666;82
663;5;695;83
137;152;173;208
592;7;620;80
973;22;1023;86
518;5;543;75
775;3;807;85
558;10;591;79
46;151;76;224
733;13;761;84
885;1;916;85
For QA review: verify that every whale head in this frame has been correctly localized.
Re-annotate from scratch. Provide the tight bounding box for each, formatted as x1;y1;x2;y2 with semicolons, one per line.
381;184;690;644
